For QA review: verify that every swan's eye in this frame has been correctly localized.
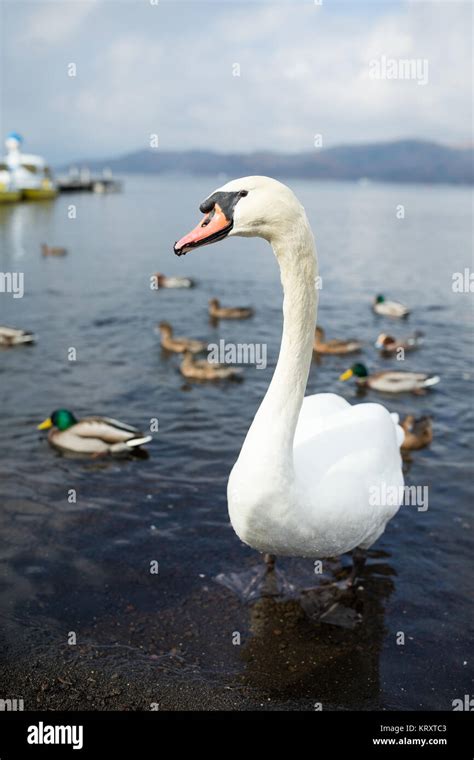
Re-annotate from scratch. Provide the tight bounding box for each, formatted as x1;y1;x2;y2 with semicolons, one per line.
239;190;248;197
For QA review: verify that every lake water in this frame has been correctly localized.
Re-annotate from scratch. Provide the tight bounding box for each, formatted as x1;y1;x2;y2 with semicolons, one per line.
0;175;472;710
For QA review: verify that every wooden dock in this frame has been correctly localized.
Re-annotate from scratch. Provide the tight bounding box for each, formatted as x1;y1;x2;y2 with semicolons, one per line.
57;168;122;194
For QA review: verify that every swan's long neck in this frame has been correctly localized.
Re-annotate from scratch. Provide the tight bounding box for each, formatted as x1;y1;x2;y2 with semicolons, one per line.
239;213;318;475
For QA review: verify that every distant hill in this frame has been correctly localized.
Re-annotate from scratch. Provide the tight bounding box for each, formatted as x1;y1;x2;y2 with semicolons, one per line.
59;140;473;184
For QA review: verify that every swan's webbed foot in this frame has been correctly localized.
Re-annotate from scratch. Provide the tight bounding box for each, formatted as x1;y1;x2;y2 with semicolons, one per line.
214;554;296;602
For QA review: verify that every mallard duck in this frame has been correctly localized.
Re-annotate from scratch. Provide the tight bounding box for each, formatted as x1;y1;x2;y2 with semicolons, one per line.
339;363;440;394
154;272;195;289
0;326;34;347
37;410;152;456
208;298;254;320
373;295;409;318
400;415;433;450
156;321;206;354
180;351;242;381
375;332;423;354
41;243;67;257
313;326;361;355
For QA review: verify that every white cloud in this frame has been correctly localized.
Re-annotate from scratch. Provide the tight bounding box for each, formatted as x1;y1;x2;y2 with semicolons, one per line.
3;0;471;162
19;0;98;46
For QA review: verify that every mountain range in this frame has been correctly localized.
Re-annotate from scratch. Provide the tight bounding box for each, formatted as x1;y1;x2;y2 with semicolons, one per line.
60;139;473;184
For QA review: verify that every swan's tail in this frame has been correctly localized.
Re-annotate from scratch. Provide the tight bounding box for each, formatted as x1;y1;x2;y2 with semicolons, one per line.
423;375;440;388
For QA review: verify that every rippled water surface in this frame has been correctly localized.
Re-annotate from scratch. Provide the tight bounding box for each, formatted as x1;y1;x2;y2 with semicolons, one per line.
0;175;472;710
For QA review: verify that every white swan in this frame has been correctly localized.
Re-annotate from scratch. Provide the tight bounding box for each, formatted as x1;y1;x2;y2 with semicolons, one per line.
174;177;404;570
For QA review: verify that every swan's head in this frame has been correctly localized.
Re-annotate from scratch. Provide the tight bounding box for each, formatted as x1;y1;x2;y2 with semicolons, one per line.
173;176;304;256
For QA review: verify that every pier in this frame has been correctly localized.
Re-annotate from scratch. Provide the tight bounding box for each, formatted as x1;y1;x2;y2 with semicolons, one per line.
56;167;122;193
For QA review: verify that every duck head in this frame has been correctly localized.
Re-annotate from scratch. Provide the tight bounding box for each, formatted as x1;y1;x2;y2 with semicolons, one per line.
38;409;78;431
339;363;369;382
375;333;395;348
158;321;173;336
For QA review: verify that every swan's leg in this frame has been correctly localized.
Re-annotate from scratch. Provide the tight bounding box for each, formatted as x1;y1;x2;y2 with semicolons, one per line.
261;554;278;596
347;547;367;586
264;553;276;573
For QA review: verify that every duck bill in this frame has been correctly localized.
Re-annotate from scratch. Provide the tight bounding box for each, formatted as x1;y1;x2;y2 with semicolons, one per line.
339;369;353;381
174;203;232;256
38;417;53;430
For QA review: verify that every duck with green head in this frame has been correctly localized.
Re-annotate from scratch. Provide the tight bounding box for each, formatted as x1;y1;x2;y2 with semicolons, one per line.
38;409;152;456
373;294;410;318
339;363;440;394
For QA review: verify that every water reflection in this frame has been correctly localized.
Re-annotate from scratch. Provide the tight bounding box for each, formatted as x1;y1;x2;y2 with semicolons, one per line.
240;560;395;708
0;200;56;262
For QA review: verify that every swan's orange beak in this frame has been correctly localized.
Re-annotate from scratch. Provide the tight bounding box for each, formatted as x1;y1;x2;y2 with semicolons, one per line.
174;203;232;256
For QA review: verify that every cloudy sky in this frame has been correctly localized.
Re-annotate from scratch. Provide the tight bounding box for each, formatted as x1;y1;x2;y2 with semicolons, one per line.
0;0;471;163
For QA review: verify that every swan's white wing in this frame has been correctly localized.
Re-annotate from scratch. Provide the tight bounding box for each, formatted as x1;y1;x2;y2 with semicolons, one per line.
292;395;404;554
295;393;404;451
294;393;351;447
295;398;401;481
